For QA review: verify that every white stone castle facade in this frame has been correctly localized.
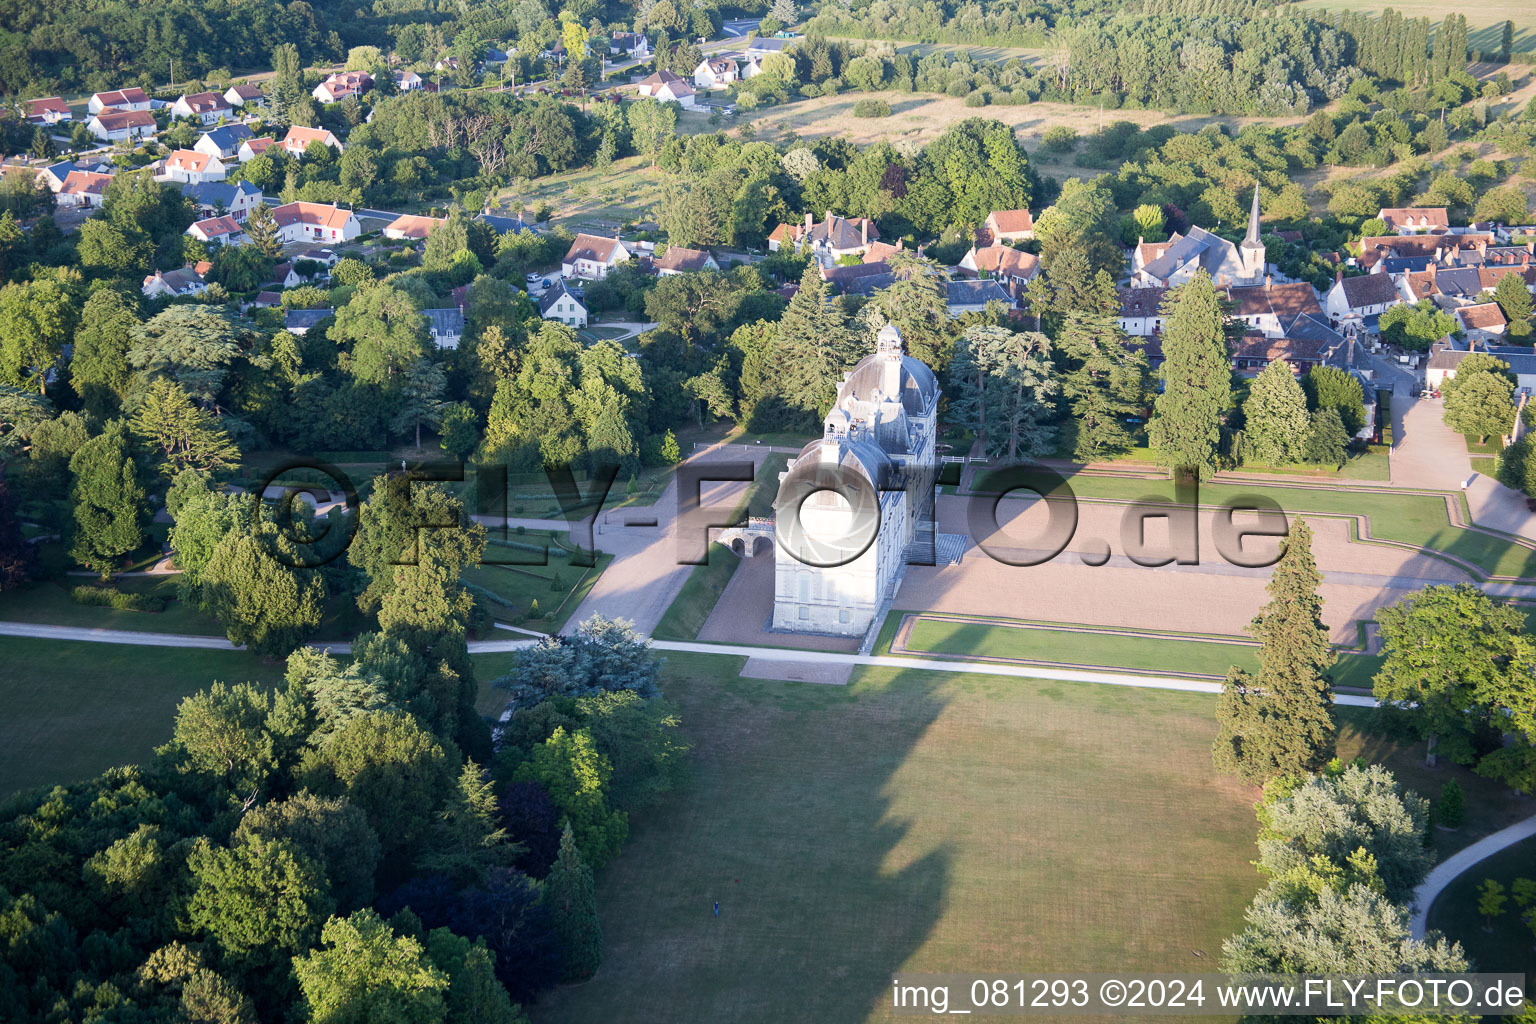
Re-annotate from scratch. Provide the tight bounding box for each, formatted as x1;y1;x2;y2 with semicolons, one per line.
771;325;940;637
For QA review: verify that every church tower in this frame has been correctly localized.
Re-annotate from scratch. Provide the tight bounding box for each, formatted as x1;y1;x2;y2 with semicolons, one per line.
1239;185;1265;284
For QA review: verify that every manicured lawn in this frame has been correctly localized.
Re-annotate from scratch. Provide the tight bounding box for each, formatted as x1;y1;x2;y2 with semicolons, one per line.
653;543;741;641
1425;835;1536;975
897;614;1382;689
464;550;614;633
1057;473;1536;579
531;652;1262;1024
0;636;287;799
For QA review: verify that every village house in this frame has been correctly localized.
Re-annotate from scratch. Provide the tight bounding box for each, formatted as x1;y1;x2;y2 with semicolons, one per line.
745;36;792;59
958;244;1039;300
1117;286;1167;337
562;233;631;279
1455;302;1508;343
272;201;361;245
1230;337;1327;374
424;307;466;350
171;91;232;124
1427;336;1536;394
1324;271;1399;332
182;180;263;221
186;215;247;247
477;211;540;235
87;108;156;142
313;71;373;104
237;137;275;163
37;161;87;192
739;55;766;79
1132;188;1265;288
24;97;71;125
164;149;228;184
1356;233;1496;271
383;214;445;240
395;70;424;92
195;124;255;160
655;246;720;275
282;125;344;157
1378;207;1449;234
768;211;880;265
636;69;696;106
56;170;114;209
694;57;739;89
982;208;1035;244
142;263;211;299
609;31;651;59
540;280;589;327
821;261;893;295
223;83;265;109
945;279;1013;317
284;308;334;335
88;88;151;114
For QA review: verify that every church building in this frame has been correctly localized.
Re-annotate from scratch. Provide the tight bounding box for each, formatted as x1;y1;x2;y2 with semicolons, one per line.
771;325;940;636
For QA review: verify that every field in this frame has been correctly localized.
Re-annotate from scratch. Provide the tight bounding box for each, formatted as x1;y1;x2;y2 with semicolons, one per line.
1291;0;1536;53
499;154;667;235
654;543;743;641
893;613;1383;690
738;90;1307;151
531;652;1263;1023
1424;835;1536;975
0;636;287;799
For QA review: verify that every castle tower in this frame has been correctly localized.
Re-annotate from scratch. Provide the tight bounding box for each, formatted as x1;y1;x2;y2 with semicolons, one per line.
1240;185;1265;284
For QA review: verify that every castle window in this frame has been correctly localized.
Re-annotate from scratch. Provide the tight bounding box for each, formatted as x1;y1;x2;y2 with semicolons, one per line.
798;605;809;620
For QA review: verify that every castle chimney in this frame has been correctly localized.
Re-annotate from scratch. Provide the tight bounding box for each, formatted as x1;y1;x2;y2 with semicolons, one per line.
896;238;904;252
1335;268;1343;285
804;211;812;235
861;219;867;246
824;210;833;227
1265;274;1272;291
1137;235;1144;249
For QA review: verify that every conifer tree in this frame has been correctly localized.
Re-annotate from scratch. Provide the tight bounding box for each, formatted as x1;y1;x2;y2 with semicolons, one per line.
68;420;146;579
1148;272;1230;481
243;203;281;258
545;821;602;981
773;266;860;420
1057;312;1148;462
1242;360;1310;466
1214;519;1337;784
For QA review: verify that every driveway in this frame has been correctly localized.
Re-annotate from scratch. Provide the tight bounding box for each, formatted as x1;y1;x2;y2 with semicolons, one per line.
1389;396;1472;490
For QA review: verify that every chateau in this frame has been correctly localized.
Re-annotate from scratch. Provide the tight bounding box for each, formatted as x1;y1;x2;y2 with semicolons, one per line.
771;325;940;637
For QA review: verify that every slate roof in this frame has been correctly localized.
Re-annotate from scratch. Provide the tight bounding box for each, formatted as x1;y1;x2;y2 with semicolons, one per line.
478;213;538;234
1138;226;1237;281
202;124;254;150
946;279;1013;307
423;307;465;337
284;308;334;330
539;280;584;316
1118;286;1166;318
182;180;261;209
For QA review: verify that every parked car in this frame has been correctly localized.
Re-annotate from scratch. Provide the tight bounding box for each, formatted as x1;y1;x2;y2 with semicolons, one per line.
526;272;541;284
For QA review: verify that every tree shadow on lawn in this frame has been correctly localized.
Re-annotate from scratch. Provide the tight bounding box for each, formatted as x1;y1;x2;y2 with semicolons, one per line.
530;653;950;1023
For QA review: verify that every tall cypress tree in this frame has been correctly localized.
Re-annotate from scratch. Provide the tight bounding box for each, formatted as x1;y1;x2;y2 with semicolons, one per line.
1213;519;1337;784
1147;272;1230;481
545;821;602;982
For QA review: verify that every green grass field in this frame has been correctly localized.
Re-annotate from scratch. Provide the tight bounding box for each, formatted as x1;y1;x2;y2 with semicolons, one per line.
0;636;287;799
463;549;613;633
531;652;1263;1023
1424;835;1536;975
897;615;1382;690
1055;473;1536;579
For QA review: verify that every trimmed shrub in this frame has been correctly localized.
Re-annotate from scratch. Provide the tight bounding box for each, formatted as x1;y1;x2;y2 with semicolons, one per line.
1436;779;1465;829
71;586;166;612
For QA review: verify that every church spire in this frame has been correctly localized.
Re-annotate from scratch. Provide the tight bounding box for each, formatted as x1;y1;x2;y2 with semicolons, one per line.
1244;184;1262;247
